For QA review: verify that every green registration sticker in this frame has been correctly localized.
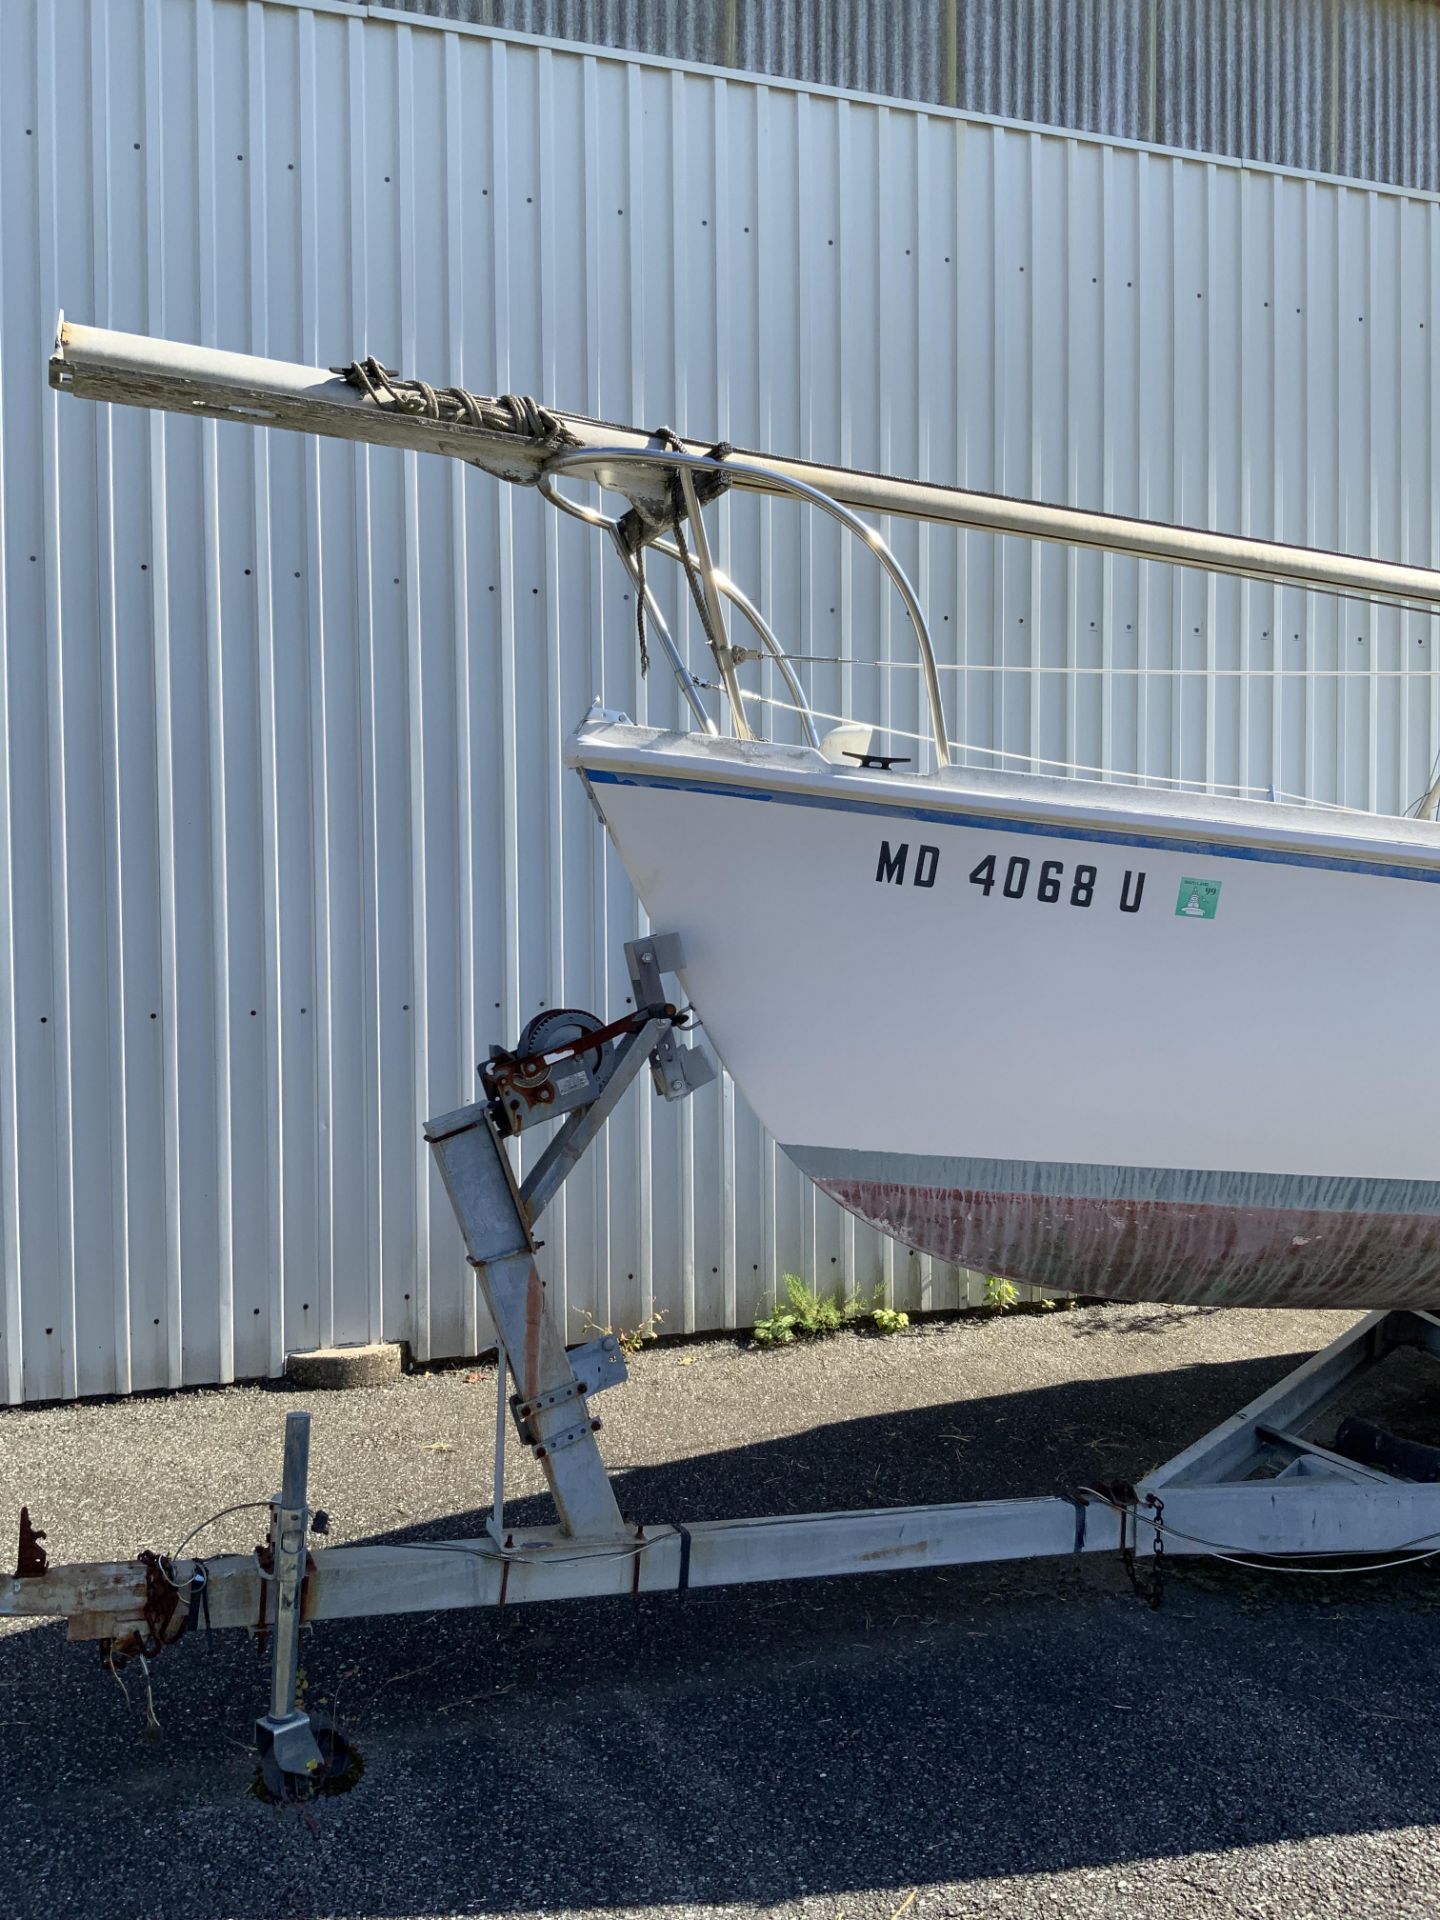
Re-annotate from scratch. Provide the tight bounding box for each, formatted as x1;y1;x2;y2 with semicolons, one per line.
1175;877;1221;920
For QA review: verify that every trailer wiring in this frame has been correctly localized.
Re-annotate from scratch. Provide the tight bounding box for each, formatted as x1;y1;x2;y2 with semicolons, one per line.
1190;1542;1440;1577
1075;1483;1440;1578
148;1514;661;1589
389;1531;660;1572
106;1644;162;1733
146;1501;278;1590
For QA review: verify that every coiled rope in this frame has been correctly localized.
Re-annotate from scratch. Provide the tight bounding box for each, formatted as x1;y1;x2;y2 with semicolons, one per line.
340;355;576;448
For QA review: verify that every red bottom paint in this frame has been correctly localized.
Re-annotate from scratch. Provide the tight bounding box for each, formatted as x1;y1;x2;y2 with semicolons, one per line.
817;1178;1440;1310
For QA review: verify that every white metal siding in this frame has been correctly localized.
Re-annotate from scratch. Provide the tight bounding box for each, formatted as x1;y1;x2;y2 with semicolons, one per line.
389;0;1440;196
2;0;1439;1401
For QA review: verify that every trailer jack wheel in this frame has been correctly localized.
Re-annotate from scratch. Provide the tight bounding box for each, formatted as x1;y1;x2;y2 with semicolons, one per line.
254;1714;361;1805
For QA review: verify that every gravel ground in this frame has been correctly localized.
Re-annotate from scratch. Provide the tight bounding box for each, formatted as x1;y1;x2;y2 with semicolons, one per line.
4;1301;1440;1920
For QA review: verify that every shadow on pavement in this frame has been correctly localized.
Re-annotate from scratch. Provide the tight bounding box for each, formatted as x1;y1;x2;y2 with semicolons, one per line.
4;1346;1439;1919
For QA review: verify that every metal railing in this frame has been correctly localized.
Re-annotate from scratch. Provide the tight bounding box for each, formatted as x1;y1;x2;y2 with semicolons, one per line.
539;444;951;766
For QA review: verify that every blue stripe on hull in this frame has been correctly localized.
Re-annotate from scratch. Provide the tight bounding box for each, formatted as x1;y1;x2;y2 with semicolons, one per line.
584;765;1440;886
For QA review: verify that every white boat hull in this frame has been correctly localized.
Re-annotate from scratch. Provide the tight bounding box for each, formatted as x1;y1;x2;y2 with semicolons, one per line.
570;720;1440;1310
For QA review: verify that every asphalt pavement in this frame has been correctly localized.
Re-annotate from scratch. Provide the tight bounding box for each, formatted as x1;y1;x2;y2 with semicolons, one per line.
3;1300;1439;1920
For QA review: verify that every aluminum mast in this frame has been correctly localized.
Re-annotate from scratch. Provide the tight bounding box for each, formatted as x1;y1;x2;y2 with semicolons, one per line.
50;317;1440;619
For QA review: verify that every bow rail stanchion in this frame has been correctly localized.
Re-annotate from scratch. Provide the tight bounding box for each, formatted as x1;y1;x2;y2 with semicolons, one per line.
8;317;1440;1792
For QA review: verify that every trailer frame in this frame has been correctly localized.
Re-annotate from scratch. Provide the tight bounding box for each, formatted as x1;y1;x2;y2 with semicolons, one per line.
6;937;1440;1797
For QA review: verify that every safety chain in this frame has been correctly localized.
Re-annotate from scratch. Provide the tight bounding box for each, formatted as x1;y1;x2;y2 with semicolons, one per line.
1120;1491;1166;1610
1077;1481;1167;1610
339;356;576;448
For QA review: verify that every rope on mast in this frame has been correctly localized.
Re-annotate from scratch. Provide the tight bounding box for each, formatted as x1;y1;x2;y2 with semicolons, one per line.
339;355;578;450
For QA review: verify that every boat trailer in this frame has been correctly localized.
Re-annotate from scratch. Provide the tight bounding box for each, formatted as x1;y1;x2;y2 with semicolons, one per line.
10;320;1440;1798
5;931;1440;1799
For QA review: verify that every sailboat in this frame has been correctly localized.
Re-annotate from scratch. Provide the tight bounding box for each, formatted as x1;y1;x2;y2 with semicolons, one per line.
49;319;1440;1312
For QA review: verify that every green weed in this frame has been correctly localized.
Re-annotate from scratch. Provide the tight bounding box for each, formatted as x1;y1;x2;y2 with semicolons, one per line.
752;1275;909;1345
982;1274;1021;1313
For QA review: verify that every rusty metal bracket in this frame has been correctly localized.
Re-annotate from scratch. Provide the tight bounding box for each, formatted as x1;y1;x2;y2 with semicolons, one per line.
483;1001;677;1137
102;1550;192;1669
140;1550;185;1648
15;1508;48;1579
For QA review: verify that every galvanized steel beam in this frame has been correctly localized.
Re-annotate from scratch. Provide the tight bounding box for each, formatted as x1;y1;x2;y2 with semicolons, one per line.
10;1475;1440;1645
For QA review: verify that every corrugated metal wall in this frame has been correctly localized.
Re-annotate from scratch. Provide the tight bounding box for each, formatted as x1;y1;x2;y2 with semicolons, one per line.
3;0;1440;1401
381;0;1440;193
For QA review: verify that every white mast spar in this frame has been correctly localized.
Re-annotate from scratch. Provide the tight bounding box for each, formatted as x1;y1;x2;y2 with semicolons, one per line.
49;316;1440;808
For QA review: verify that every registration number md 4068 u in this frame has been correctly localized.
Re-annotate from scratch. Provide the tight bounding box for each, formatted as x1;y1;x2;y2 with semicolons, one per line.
873;838;1148;914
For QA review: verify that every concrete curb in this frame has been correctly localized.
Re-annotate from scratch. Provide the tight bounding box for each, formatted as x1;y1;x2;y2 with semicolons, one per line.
284;1342;403;1389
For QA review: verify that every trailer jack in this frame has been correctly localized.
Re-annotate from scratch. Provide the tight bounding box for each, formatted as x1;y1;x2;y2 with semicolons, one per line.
7;936;1440;1799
